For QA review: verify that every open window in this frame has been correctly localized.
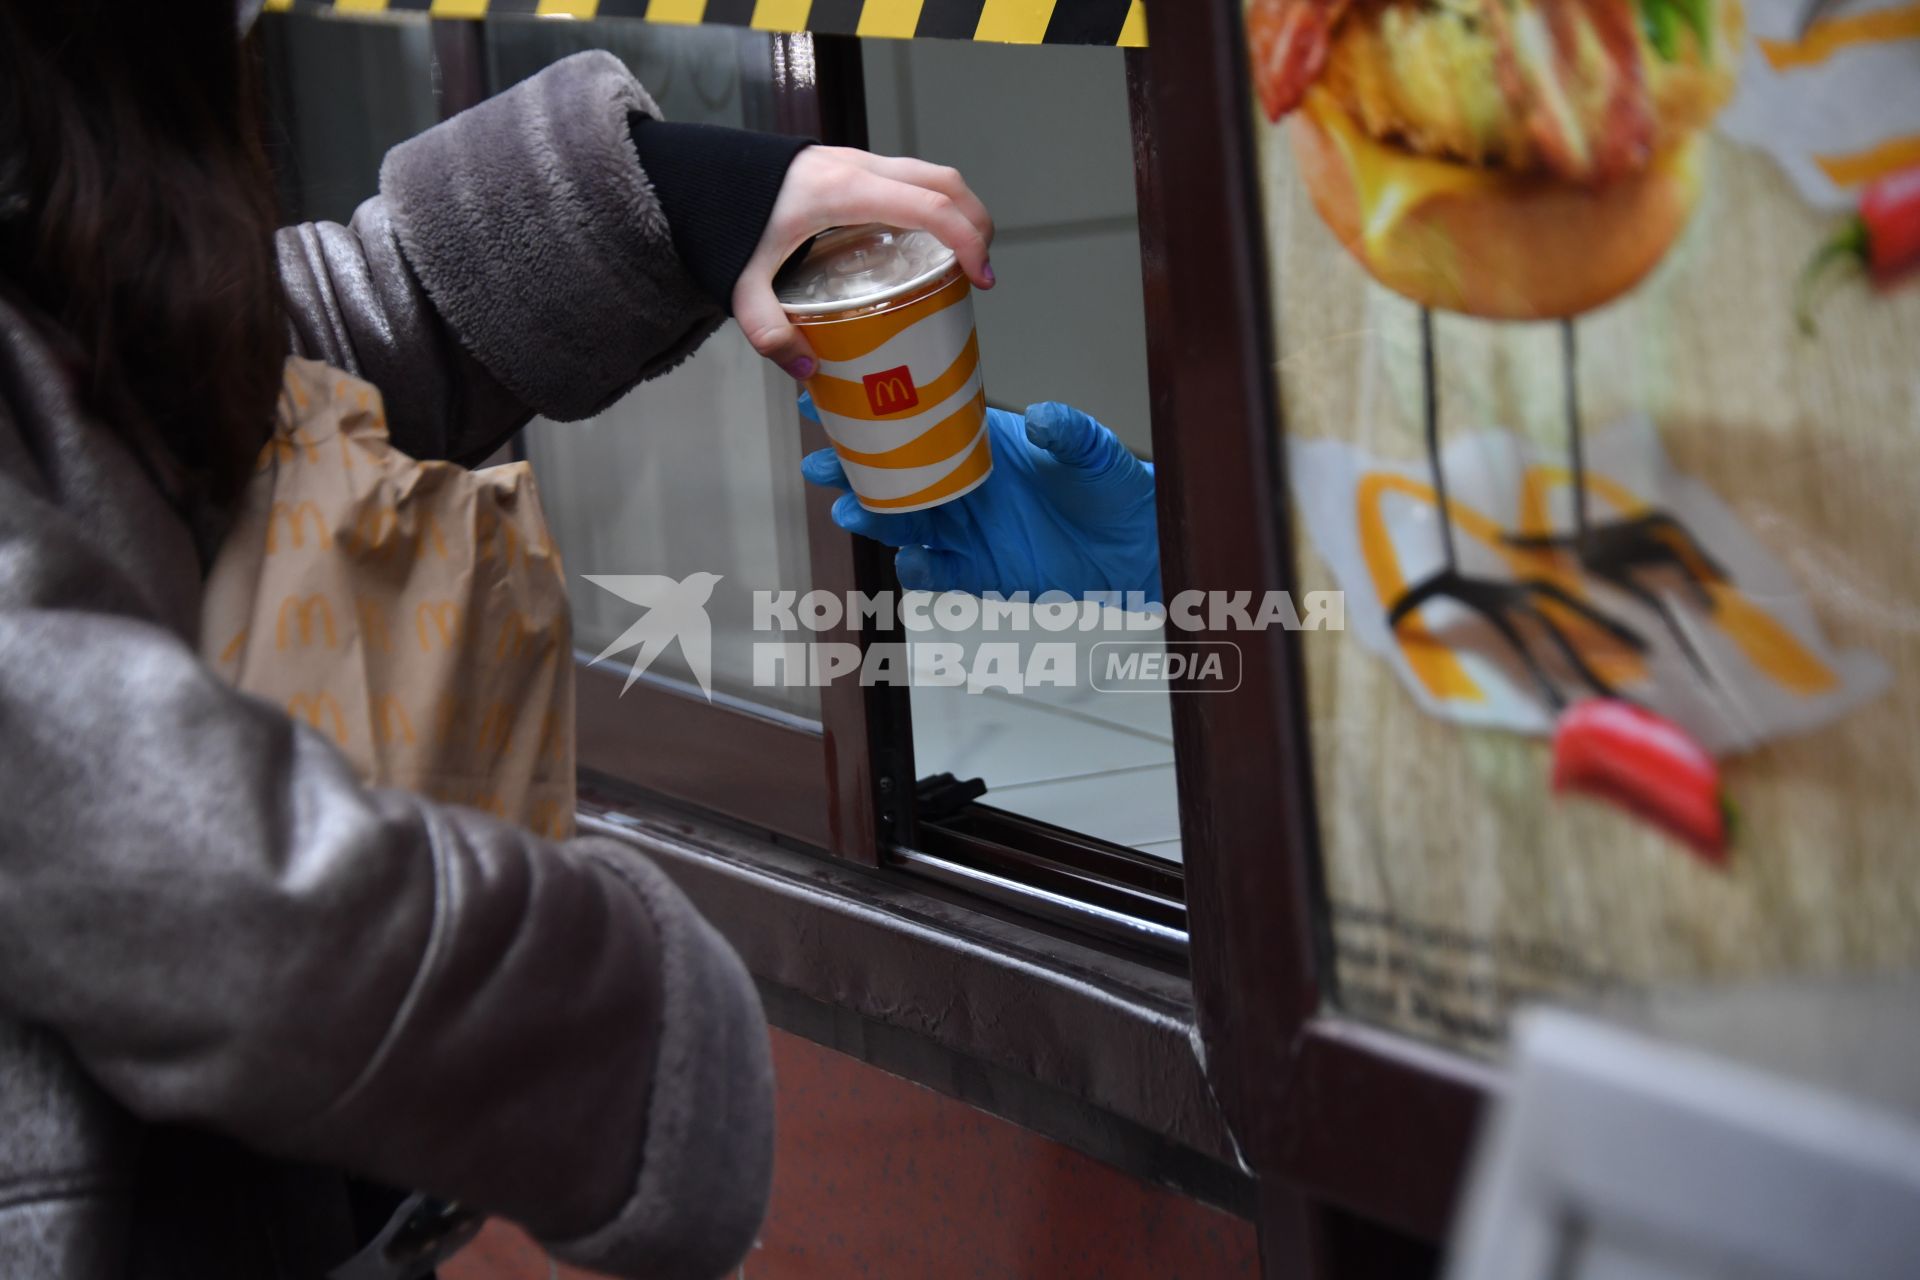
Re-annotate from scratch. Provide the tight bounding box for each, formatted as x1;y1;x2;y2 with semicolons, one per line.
259;11;1187;954
847;38;1186;950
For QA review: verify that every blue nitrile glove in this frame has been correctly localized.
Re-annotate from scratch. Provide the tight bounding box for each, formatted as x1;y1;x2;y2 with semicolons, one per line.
799;394;1161;603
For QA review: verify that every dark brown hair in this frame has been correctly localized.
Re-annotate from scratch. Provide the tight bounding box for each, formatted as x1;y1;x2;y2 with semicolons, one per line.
0;0;286;508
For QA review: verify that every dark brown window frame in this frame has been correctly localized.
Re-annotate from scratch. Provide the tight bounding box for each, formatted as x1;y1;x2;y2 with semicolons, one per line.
1131;0;1498;1246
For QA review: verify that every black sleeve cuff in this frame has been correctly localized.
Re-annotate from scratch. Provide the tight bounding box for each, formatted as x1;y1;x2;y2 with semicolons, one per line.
628;116;813;314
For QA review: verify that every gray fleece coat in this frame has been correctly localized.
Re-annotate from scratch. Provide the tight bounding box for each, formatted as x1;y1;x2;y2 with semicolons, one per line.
0;52;770;1280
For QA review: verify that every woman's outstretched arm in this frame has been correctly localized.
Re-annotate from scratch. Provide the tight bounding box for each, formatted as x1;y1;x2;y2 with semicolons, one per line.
276;49;992;466
276;50;722;466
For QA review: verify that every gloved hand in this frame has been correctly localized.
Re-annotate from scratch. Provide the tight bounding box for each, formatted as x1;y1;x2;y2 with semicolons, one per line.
800;396;1161;603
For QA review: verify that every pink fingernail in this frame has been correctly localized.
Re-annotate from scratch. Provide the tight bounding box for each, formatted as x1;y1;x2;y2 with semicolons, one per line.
784;357;817;381
982;262;996;287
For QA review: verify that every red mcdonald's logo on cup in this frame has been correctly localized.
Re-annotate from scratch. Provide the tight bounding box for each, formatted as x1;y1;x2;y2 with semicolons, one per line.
862;365;919;416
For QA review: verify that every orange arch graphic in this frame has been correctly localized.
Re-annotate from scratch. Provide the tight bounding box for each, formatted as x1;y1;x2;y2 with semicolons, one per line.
833;388;988;470
808;332;980;423
1364;474;1645;700
1517;466;1837;696
1815;134;1920;189
1362;467;1838;705
1360;473;1554;703
1760;2;1920;69
858;431;993;511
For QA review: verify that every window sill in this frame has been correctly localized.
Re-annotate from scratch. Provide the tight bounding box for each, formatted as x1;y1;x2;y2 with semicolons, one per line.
577;781;1254;1216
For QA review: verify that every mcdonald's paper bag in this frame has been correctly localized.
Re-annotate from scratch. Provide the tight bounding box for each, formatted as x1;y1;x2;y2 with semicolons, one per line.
200;357;575;839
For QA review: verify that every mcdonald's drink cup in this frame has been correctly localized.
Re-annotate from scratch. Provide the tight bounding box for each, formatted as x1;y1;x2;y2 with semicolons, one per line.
778;224;991;513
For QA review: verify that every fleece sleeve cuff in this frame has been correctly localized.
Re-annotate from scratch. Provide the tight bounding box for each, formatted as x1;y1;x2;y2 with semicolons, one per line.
628;118;812;314
378;51;722;421
544;848;775;1280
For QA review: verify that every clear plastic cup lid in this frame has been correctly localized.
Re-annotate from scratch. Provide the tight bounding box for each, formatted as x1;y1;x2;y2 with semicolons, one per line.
776;224;959;316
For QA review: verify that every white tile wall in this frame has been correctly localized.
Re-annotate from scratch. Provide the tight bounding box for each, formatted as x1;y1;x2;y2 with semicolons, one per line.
861;40;1152;453
971;232;1151;449
862;40;1140;233
861;41;1178;861
903;599;1182;861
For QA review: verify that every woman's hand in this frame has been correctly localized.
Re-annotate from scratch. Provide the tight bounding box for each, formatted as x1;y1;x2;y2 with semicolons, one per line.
734;147;995;380
800;397;1162;604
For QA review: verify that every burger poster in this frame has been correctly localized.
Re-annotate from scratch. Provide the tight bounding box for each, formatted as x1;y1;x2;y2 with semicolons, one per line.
1245;0;1920;1051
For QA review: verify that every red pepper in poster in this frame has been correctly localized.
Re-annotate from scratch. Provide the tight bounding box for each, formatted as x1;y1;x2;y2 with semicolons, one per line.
1551;699;1728;865
1861;166;1920;279
1795;164;1920;334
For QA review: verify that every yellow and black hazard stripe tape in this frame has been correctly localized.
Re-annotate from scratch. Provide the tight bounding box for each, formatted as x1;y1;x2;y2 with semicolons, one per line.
261;0;1147;46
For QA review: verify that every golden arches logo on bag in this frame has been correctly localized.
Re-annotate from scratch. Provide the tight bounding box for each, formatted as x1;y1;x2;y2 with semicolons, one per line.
476;702;518;755
286;692;348;746
371;694;417;747
344;504;449;562
276;594;339;650
495;610;554;660
416;601;462;652
355;597;394;652
259;428;318;471
476;502;552;568
267;501;332;553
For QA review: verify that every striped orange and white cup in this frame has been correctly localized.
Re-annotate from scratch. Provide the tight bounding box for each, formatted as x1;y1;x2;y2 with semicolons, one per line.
778;224;991;513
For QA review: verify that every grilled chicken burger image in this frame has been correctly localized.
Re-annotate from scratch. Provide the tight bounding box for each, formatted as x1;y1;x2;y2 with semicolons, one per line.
1248;0;1744;318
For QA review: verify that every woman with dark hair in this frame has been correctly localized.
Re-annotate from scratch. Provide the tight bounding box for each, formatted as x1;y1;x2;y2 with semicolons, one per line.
0;3;1000;1278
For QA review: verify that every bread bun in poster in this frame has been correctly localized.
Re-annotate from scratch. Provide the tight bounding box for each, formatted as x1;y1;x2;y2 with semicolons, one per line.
1249;0;1745;319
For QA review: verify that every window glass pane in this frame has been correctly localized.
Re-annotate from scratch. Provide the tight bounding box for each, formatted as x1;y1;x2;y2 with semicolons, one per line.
490;21;822;718
260;12;438;224
521;334;818;717
264;14;821;720
862;41;1182;861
